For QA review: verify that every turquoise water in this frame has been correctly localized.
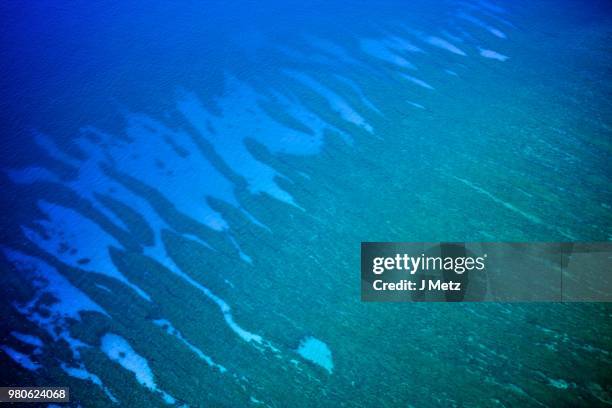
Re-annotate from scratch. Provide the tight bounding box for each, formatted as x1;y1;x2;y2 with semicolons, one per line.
0;0;611;406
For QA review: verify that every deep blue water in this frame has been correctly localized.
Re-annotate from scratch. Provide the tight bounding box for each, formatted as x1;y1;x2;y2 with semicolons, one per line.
1;1;611;406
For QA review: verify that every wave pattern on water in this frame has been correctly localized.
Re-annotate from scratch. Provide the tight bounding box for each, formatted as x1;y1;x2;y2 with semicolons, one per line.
1;0;610;406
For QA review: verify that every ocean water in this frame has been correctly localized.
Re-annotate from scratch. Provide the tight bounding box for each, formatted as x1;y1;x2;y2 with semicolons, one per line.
0;0;611;406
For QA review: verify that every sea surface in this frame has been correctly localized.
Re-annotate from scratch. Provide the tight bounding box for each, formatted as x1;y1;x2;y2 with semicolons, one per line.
0;0;611;406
